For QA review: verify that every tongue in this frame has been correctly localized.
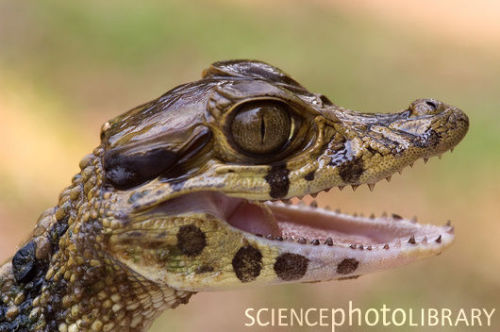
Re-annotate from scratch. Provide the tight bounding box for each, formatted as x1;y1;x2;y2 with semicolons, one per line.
227;201;281;236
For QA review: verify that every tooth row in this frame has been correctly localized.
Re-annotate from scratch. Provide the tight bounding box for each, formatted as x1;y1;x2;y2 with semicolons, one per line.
255;234;448;248
276;199;454;229
255;234;334;246
276;147;455;203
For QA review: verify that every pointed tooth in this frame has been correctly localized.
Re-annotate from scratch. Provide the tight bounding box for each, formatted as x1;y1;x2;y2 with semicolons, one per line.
438;154;443;159
408;235;416;244
381;211;388;217
409;162;414;167
383;244;390;250
351;185;359;191
324;188;331;193
367;183;376;192
311;193;318;198
325;205;331;210
385;176;392;182
422;236;428;244
350;244;357;249
398;169;403;175
298;237;307;244
335;208;341;214
411;216;418;223
423;158;429;164
435;235;442;243
325;238;333;246
391;213;403;220
311;239;320;245
367;245;372;251
446;220;452;227
310;200;318;208
450;148;454;152
338;186;345;191
369;213;375;219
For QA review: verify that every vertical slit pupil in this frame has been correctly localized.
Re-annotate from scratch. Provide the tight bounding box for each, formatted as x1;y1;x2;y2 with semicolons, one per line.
260;114;266;144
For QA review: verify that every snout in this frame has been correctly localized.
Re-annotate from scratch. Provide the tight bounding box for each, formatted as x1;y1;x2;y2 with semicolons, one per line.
405;98;469;153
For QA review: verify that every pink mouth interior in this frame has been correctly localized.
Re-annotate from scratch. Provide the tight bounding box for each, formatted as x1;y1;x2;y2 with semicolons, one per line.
149;191;440;247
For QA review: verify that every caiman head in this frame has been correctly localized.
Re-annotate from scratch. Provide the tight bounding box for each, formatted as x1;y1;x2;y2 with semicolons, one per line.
99;60;468;291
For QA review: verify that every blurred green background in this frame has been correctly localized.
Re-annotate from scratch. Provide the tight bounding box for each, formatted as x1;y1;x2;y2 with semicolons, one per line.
0;0;499;331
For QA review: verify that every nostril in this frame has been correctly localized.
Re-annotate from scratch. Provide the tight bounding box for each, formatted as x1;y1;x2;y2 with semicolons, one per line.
425;100;438;110
425;99;438;111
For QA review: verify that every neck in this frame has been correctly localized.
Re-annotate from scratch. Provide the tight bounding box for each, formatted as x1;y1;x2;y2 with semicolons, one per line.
0;148;193;331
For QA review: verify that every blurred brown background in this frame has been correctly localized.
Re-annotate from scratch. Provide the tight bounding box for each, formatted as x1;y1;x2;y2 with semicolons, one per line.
0;0;499;331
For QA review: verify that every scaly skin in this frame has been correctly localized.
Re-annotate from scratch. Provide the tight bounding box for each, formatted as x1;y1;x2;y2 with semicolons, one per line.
0;60;468;331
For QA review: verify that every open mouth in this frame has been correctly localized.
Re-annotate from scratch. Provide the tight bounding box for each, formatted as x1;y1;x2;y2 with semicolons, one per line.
152;189;454;251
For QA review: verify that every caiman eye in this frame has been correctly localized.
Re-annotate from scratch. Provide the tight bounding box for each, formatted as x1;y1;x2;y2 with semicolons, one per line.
230;101;292;155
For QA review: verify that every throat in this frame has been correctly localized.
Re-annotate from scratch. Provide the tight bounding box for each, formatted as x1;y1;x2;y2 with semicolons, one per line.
0;252;194;331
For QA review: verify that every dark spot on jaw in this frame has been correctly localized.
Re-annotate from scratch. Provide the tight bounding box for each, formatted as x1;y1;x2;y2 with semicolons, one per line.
177;225;206;256
12;241;37;283
413;129;440;149
304;171;315;181
338;157;364;184
274;253;309;281
264;165;290;199
232;246;263;282
337;258;359;275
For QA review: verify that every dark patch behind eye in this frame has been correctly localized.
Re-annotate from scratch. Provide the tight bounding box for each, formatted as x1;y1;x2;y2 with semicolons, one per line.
104;126;213;190
104;148;178;190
